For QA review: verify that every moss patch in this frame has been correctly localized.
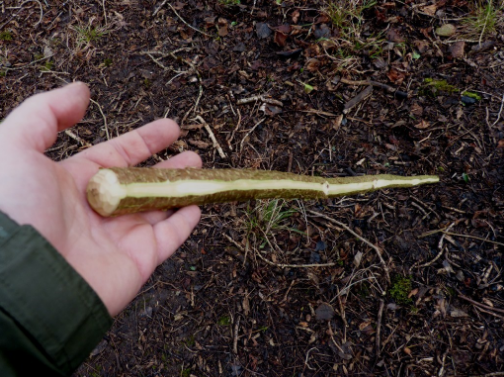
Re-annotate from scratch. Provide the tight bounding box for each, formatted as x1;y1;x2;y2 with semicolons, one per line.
389;275;413;305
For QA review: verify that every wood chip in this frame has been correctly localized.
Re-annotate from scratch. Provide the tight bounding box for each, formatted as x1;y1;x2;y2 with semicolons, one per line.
343;86;373;114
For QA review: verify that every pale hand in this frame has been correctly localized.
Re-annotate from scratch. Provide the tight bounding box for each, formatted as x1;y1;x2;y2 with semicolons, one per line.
0;82;202;316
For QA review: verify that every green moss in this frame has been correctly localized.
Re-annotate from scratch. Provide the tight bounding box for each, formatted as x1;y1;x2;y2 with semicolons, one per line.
389;275;413;305
143;78;152;88
40;61;54;71
357;282;370;298
185;335;195;347
0;31;13;41
446;287;456;297
462;91;482;100
420;78;461;97
181;368;192;377
423;78;459;93
103;58;113;67
0;71;5;77
219;0;240;6
217;316;231;326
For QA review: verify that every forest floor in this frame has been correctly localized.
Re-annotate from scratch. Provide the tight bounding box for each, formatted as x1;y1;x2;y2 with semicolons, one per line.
1;0;504;376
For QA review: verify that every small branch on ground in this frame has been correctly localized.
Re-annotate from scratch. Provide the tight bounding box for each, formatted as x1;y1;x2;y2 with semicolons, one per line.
376;300;385;358
194;116;226;159
166;2;212;37
307;209;391;284
343;85;373;115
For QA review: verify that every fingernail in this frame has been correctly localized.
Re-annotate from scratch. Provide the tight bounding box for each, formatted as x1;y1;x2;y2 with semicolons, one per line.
64;81;86;89
63;81;90;96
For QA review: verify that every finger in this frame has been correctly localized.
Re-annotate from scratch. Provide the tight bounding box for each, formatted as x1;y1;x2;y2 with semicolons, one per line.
2;82;90;152
73;119;180;167
153;150;203;169
140;209;174;226
153;205;201;264
139;151;203;224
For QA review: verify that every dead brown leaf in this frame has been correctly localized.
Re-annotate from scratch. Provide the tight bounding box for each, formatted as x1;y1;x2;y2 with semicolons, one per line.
273;24;291;47
306;58;320;72
413;39;430;54
414;119;430;129
408;288;419;298
291;9;300;24
304;43;321;58
359;321;372;331
386;68;406;84
386;28;404;43
217;18;228;37
410;102;423;117
421;4;437;16
172;1;185;9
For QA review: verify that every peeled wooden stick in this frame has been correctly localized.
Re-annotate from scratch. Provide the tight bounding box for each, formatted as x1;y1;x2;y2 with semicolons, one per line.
86;168;439;217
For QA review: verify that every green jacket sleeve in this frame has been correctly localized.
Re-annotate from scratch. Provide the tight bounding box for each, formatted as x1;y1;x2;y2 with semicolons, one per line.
0;211;113;376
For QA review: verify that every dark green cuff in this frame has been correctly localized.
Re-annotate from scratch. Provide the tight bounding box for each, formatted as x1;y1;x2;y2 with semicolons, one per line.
0;211;112;375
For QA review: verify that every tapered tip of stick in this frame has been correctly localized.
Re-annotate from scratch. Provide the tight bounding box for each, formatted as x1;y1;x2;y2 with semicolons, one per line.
86;169;125;216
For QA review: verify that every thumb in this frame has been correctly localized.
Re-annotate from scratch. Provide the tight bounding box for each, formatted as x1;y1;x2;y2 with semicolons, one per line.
1;82;90;152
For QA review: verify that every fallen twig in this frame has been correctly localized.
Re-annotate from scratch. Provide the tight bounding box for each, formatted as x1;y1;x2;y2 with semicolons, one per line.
419;228;504;248
376;300;384;358
90;99;109;140
491;92;504;128
343;85;373;114
240;118;265;152
237;95;283;107
1;0;44;29
339;77;408;99
410;246;446;272
455;289;504;315
304;347;318;371
226;108;242;150
194;116;226;159
232;316;240;354
166;2;212;37
307;209;391;283
223;233;337;269
64;129;92;148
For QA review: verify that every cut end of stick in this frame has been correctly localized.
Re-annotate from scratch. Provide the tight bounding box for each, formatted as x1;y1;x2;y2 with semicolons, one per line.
86;169;125;216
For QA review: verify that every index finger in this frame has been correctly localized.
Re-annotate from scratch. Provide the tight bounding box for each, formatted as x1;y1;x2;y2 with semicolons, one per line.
70;119;180;168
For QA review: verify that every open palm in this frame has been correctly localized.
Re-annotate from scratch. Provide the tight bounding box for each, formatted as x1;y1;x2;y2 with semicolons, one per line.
0;82;201;316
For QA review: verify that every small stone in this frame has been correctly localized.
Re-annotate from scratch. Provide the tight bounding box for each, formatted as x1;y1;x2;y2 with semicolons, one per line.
314;24;331;39
461;96;477;105
436;24;456;37
449;41;465;59
255;23;272;39
450;307;469;318
310;252;321;263
315;302;335;321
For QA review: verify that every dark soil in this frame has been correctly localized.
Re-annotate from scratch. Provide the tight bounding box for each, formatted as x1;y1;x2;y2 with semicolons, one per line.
1;0;504;376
